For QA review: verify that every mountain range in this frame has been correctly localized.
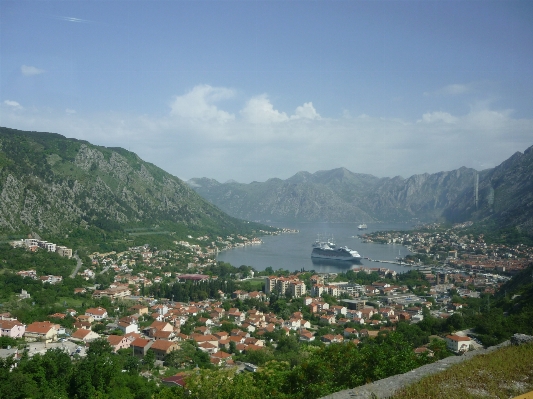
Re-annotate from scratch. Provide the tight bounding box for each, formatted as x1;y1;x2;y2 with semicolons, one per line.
0;127;265;242
189;145;533;236
1;127;531;242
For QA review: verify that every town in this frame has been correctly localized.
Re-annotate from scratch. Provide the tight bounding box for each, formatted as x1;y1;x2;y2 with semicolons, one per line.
2;221;530;393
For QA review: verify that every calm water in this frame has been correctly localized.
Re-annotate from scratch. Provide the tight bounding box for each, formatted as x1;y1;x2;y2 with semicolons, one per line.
217;222;415;274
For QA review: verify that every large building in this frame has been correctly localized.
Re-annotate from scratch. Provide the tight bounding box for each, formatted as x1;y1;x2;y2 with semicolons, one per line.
289;281;306;298
265;276;306;297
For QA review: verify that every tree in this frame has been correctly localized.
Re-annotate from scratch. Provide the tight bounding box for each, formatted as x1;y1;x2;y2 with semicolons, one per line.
164;342;197;368
92;323;106;334
427;338;451;360
185;368;261;399
144;349;156;370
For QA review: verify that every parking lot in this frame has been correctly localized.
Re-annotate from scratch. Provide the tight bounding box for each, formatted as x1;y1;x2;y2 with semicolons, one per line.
0;339;87;359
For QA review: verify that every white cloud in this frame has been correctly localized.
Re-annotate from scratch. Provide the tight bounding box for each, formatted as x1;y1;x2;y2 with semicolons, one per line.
66;108;77;114
425;83;472;97
3;100;22;109
441;84;470;95
56;16;91;23
418;111;458;124
291;102;321;120
1;86;532;184
240;95;289;124
170;84;235;123
241;96;321;124
21;65;45;76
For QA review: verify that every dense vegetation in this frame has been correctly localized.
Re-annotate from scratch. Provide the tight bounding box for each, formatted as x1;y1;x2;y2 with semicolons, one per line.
0;340;162;399
0;333;436;399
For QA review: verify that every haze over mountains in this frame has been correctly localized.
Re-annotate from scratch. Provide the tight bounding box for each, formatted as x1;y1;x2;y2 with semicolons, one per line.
189;145;533;236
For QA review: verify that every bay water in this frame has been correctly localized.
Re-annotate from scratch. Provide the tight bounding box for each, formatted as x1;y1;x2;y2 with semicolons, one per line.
217;222;415;274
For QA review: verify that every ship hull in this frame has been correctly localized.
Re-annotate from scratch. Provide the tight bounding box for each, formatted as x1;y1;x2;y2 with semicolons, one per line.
311;248;362;262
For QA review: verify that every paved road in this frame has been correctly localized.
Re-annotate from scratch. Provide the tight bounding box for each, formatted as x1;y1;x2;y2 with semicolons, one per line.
69;252;82;278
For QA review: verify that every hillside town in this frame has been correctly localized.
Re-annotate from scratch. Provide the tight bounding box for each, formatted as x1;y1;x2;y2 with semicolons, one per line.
1;223;532;395
361;225;533;275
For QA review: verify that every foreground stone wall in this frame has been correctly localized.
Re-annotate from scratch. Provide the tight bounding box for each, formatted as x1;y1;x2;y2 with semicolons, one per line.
321;338;523;399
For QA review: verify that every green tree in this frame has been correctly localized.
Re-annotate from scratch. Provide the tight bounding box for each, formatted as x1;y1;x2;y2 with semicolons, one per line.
144;349;156;370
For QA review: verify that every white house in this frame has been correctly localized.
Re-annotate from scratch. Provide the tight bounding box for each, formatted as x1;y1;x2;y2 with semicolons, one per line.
85;307;108;321
446;335;472;353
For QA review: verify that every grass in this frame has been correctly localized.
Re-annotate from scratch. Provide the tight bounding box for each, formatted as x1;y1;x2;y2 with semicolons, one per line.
56;296;85;308
241;278;264;290
390;343;533;399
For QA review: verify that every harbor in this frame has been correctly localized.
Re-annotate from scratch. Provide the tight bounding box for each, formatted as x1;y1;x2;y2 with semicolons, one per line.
217;222;416;274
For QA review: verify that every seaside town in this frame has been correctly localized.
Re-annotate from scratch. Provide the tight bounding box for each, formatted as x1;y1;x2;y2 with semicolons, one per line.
2;221;531;389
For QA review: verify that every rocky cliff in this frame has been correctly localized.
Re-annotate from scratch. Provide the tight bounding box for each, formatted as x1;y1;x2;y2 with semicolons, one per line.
0;127;259;238
443;145;533;235
189;145;533;236
189;167;477;224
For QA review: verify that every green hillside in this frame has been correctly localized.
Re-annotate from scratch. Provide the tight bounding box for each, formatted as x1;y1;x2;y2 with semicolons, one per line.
0;127;272;251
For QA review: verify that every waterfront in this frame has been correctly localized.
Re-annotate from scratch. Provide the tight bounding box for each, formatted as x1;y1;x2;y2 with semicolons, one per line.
217;222;415;274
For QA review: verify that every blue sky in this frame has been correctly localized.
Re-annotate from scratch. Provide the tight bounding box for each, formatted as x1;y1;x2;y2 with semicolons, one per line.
1;0;532;183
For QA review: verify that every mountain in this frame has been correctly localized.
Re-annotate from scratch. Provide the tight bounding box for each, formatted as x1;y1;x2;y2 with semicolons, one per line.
188;145;533;236
443;146;533;235
188;167;477;224
0;127;266;242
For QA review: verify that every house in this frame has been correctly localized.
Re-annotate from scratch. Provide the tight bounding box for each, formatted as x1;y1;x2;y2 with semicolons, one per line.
92;286;131;300
198;341;218;354
153;330;175;341
360;308;375;320
161;372;189;388
118;321;139;335
107;335;131;352
344;327;359;338
25;321;58;343
71;329;100;343
147;321;173;338
85;307;108;321
131;338;153;357
74;321;92;330
446;335;472;353
331;305;347;316
129;304;149;315
414;347;434;356
319;315;336;325
299;330;315;342
148;340;179;361
77;315;94;324
232;290;249;300
192;334;219;347
321;334;344;344
210;350;232;365
151;304;169;315
0;320;26;338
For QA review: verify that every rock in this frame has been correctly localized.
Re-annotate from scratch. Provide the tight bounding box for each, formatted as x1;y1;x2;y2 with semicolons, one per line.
510;333;533;346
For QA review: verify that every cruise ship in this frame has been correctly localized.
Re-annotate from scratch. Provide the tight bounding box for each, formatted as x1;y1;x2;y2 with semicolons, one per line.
357;223;368;230
311;239;362;262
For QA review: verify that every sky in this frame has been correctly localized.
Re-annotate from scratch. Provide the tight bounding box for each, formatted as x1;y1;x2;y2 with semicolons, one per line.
1;0;532;184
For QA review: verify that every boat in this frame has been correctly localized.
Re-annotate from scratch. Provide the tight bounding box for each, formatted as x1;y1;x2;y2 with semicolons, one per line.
311;238;362;262
357;223;368;230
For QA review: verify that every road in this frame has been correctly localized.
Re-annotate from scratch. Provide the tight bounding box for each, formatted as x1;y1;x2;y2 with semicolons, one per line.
69;252;82;278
